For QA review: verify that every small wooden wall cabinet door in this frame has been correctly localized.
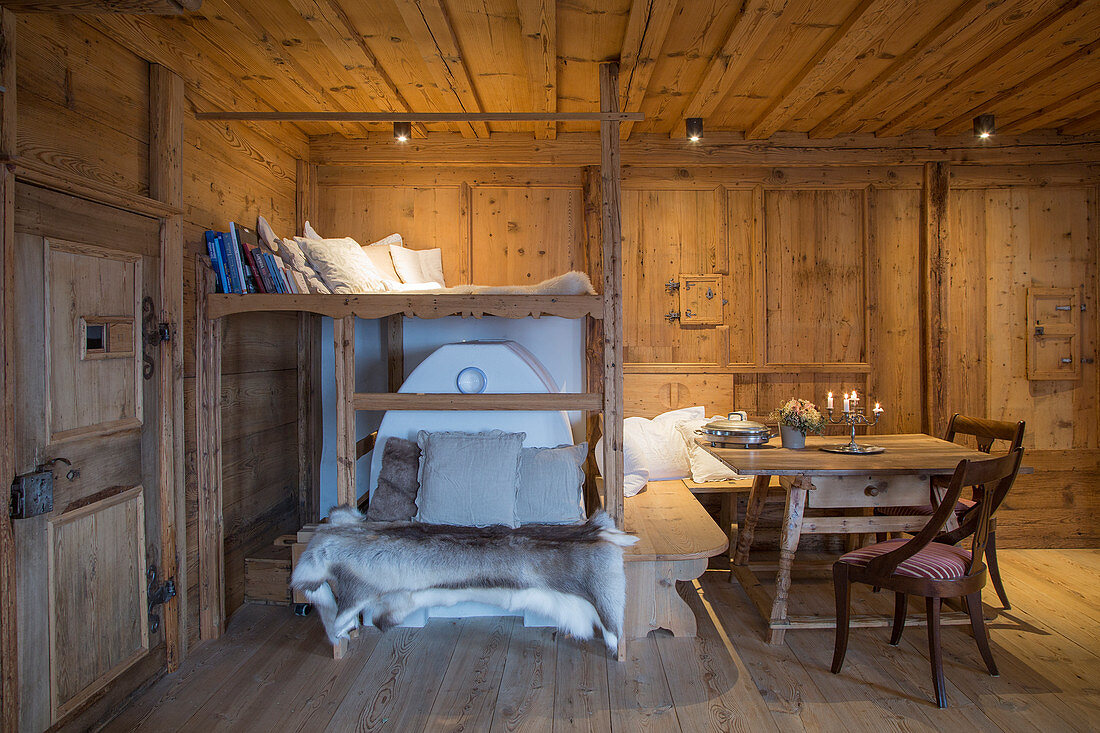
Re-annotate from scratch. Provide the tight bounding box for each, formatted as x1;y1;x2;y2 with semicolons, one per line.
1027;287;1080;380
679;274;723;326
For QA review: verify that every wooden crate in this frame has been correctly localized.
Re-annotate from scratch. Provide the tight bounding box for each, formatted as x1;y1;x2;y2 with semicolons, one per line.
244;545;292;606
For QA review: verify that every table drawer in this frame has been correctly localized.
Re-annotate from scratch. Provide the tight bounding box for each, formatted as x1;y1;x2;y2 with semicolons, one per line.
805;475;932;508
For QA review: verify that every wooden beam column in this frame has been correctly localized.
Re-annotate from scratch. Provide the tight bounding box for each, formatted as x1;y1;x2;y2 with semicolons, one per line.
149;62;185;671
581;164;603;513
0;9;16;731
333;315;357;507
194;261;225;639
599;62;625;527
295;158;321;523
921;161;949;435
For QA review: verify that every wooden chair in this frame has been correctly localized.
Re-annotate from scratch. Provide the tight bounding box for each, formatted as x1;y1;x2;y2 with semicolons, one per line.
876;414;1025;608
832;449;1024;708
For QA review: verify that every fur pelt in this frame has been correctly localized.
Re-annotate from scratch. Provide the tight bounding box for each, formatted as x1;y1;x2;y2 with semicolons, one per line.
291;508;636;653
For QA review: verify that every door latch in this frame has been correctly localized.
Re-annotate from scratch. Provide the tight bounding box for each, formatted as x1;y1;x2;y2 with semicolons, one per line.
10;458;68;519
147;564;177;634
141;297;172;381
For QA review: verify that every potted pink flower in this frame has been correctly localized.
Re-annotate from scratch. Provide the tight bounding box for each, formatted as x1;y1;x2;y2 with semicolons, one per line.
769;398;826;450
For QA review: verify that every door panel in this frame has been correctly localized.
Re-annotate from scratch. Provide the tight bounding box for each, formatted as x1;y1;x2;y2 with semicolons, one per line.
13;210;162;731
48;487;148;719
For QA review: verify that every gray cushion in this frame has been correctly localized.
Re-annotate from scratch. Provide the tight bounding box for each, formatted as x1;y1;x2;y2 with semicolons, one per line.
366;437;420;521
516;443;587;525
415;429;525;527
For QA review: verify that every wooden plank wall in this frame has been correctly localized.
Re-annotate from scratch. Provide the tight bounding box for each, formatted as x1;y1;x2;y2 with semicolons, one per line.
15;15;308;655
315;149;1099;549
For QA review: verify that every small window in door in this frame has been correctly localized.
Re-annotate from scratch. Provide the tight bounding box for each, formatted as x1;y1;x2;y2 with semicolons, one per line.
80;317;135;360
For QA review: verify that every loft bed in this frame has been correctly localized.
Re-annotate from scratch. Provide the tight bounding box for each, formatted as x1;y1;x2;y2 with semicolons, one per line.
192;63;727;660
192;63;629;648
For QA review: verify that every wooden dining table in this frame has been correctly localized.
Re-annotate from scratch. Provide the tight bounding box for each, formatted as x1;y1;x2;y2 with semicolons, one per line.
699;433;1030;644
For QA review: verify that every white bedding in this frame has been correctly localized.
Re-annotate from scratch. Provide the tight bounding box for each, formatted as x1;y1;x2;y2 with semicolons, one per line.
397;271;596;296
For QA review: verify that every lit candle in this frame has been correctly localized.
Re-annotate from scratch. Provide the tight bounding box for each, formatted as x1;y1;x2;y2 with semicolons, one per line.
873;402;883;415
827;392;834;409
842;392;850;412
850;390;858;403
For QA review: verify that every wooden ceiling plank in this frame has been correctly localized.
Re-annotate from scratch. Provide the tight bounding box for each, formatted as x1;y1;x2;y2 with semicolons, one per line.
932;38;1100;135
87;13;317;147
617;0;677;140
0;0;202;12
517;0;557;140
684;0;785;119
745;0;899;140
210;0;376;137
808;0;988;138
874;0;1087;138
283;0;427;137
1059;109;1100;136
392;0;489;138
1002;80;1100;133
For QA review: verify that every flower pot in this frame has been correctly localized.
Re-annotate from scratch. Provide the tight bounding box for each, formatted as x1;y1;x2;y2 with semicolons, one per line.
780;424;806;449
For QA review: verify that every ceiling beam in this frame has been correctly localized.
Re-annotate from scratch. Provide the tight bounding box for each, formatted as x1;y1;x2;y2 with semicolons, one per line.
517;0;556;140
746;0;896;140
808;0;989;139
392;0;489;138
617;0;677;140
684;0;781;119
284;0;427;138
1059;109;1100;136
0;0;201;12
933;39;1100;135
1004;80;1100;133
874;0;1087;138
196;111;643;122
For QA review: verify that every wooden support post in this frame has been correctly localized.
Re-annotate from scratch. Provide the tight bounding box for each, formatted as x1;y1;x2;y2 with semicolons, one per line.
295;159;321;523
149;63;185;671
0;9;16;728
581;164;604;512
195;262;225;639
386;314;404;391
599;62;625;527
333;315;357;507
921;162;949;436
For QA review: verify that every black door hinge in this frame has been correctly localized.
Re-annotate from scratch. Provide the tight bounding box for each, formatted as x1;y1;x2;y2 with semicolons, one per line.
147;564;177;634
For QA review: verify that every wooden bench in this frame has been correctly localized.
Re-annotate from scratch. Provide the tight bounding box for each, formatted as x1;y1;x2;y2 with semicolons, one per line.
621;480;730;640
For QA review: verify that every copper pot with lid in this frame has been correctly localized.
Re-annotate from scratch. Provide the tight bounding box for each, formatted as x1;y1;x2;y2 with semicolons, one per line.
697;411;777;448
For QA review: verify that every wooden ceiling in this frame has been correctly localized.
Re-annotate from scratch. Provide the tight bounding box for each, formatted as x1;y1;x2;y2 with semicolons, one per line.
84;0;1100;140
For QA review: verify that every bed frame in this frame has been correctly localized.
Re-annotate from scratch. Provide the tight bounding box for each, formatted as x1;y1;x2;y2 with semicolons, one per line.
193;63;627;644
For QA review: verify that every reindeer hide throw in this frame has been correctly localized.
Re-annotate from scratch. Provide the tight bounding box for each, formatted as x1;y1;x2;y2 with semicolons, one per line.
291;508;637;653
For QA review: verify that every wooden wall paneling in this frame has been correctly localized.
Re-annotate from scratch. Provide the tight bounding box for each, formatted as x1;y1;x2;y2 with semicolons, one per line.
149;62;184;672
867;187;922;433
0;7;15;728
599;61;624;528
763;188;866;366
469;186;581;285
314;185;467;285
921;161;949;435
194;262;224;640
623;372;752;418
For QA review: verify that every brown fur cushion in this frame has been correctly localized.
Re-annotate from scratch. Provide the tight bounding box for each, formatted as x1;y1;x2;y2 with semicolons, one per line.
366;437;420;521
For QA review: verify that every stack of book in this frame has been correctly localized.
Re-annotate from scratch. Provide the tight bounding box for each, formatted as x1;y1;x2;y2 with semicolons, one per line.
204;222;309;294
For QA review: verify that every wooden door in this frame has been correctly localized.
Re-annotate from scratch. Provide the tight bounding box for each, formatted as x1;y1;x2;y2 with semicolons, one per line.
11;215;163;730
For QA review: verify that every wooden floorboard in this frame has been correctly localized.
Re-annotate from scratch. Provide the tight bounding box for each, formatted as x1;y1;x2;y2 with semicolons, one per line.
99;550;1100;732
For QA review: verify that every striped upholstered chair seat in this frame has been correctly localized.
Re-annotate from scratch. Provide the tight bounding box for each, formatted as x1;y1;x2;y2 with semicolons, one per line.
876;497;976;517
838;538;972;580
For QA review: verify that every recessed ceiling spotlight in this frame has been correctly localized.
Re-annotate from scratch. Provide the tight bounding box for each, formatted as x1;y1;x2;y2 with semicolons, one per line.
686;117;703;142
973;114;995;139
393;121;412;142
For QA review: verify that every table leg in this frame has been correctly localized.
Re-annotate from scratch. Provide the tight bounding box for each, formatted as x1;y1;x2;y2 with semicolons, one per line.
931;481;960;531
732;474;770;567
767;480;808;644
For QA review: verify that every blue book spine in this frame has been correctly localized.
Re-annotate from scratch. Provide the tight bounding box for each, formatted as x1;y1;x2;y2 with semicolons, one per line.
228;225;254;293
264;253;287;293
204;231;229;294
218;233;242;293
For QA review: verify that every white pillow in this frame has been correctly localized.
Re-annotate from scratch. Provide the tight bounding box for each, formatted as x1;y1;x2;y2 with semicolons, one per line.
303;220;323;240
595;427;650;498
256;216;332;294
294;235;391;293
390;245;445;287
637;407;705;480
676;419;742;483
362;234;404;283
